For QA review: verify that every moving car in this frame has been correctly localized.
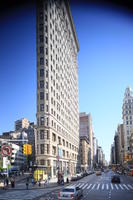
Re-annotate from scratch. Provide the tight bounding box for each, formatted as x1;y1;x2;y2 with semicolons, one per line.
96;170;102;176
58;186;83;200
111;175;120;183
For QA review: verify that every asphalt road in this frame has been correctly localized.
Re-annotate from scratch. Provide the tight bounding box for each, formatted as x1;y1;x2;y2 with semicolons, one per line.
0;171;133;200
38;170;133;200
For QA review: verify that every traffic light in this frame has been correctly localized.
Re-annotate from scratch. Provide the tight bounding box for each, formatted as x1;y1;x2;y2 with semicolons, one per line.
23;144;28;155
28;144;32;155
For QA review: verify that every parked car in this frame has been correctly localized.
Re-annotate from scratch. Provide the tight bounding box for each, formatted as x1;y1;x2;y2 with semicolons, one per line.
96;170;102;176
71;175;78;181
58;186;83;200
111;175;120;183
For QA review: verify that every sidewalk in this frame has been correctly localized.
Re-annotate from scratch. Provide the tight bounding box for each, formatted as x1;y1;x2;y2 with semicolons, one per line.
1;180;69;191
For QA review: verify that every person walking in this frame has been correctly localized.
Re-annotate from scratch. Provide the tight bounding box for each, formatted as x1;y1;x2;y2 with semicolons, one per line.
10;176;15;188
5;177;9;188
26;177;29;190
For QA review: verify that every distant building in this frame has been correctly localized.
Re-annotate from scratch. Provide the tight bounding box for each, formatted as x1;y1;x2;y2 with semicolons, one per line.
93;136;98;167
15;118;30;131
79;112;94;169
97;146;103;167
114;132;120;164
122;87;133;158
0;119;36;169
117;124;124;164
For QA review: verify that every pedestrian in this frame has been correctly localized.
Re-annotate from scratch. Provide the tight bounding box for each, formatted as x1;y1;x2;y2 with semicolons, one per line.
66;177;69;183
31;177;34;186
26;181;29;190
3;177;6;189
10;177;15;188
5;177;9;188
38;179;41;187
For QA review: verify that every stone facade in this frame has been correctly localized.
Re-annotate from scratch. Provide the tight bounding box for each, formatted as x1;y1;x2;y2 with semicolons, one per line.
36;0;79;178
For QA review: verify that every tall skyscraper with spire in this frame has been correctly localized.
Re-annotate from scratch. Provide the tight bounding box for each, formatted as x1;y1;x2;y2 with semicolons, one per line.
122;86;133;156
36;0;79;178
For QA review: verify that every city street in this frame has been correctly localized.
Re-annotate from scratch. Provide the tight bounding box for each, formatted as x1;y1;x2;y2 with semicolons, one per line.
38;170;133;200
0;171;133;200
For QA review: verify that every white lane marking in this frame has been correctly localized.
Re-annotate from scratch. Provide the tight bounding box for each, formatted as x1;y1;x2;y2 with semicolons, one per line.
128;184;133;189
119;184;124;190
123;184;129;190
76;183;81;187
111;184;113;190
87;184;92;189
115;184;119;190
82;183;88;189
102;184;104;190
106;184;109;190
96;184;100;190
91;184;96;190
79;183;85;188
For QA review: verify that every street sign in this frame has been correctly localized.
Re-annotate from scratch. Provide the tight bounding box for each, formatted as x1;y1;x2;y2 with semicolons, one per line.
1;145;12;157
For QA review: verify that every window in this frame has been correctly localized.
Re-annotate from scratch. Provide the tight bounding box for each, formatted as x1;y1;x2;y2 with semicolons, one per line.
39;23;43;31
40;104;44;111
46;48;48;55
39;12;43;20
46;93;48;100
46;82;48;89
45;14;47;21
46;105;48;112
40;130;44;139
40;144;44;154
40;159;45;165
47;130;49;139
40;80;44;88
58;136;61;145
40;69;44;77
46;70;48;77
40;92;44;100
40;117;44;125
40;47;44;54
45;26;48;33
52;146;56;155
40;57;44;65
63;150;65;157
46;59;48;65
62;139;65;146
52;133;56;142
47;144;50;154
40;35;44;43
45;37;48;44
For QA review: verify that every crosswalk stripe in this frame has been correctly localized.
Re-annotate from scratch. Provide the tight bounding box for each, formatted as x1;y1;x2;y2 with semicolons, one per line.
97;184;100;190
115;184;119;190
91;184;96;190
119;184;124;190
72;183;133;191
79;183;84;188
127;184;133;189
87;184;92;189
82;183;88;189
123;184;129;190
76;183;81;187
102;184;104;190
111;184;114;190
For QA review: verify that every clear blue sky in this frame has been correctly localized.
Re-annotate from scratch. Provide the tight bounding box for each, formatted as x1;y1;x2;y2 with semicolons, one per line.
0;2;133;162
